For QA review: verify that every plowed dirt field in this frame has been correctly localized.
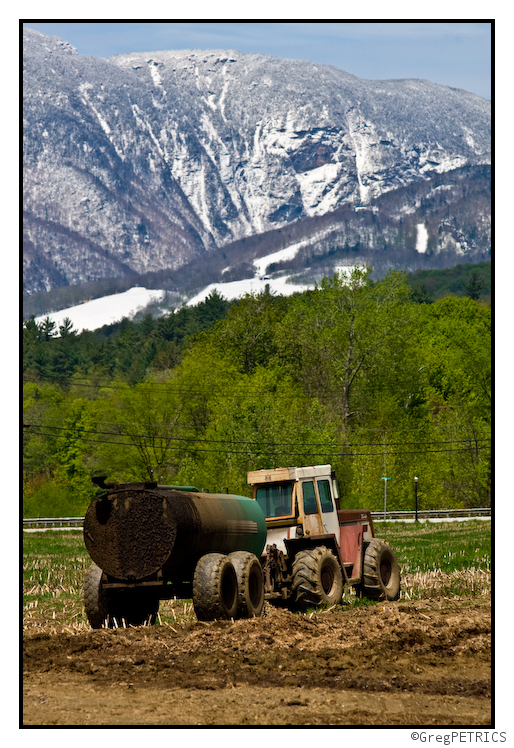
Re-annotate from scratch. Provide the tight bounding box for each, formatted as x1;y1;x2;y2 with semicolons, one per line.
23;597;491;726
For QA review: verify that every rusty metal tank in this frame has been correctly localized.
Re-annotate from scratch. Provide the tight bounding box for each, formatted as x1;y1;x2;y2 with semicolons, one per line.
83;482;267;582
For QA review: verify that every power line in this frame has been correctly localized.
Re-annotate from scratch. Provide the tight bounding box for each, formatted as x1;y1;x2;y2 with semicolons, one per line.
27;414;490;437
22;376;491;418
24;423;491;449
25;428;491;458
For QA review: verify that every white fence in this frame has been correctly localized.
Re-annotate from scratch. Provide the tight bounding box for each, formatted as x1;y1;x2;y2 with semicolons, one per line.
23;507;491;530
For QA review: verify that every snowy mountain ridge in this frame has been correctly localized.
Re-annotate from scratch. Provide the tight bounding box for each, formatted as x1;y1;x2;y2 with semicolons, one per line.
23;28;491;297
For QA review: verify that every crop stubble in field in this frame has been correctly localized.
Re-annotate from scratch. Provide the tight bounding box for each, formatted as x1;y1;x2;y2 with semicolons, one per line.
22;526;491;726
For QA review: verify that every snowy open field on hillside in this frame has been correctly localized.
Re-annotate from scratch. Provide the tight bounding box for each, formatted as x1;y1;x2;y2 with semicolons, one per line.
34;287;166;334
33;278;311;334
32;247;357;335
186;275;312;307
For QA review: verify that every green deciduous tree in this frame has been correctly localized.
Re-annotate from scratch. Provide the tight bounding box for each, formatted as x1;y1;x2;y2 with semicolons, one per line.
210;290;288;375
94;378;190;482
277;266;418;427
52;398;98;512
418;297;491;506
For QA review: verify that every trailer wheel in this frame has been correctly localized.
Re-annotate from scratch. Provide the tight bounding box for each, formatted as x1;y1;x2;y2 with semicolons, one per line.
357;539;401;601
292;546;343;609
193;553;239;621
229;551;265;618
84;563;159;628
84;563;110;629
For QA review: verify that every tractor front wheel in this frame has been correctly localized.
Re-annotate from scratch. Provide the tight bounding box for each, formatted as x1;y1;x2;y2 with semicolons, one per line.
292;546;343;609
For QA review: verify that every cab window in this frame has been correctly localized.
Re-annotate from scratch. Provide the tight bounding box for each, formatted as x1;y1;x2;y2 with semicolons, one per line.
302;481;318;514
318;480;334;513
256;483;293;518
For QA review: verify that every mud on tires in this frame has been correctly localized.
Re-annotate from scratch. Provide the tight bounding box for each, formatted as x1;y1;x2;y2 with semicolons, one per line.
229;551;265;618
292;546;344;609
357;538;401;601
193;553;239;621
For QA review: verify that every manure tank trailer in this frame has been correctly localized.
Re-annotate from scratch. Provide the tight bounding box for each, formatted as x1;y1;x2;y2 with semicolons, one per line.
83;478;267;627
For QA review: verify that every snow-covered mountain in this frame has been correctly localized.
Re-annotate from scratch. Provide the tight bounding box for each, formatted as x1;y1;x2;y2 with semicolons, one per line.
23;27;491;297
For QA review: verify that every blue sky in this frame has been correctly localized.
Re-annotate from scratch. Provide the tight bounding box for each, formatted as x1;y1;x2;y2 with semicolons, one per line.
23;21;491;99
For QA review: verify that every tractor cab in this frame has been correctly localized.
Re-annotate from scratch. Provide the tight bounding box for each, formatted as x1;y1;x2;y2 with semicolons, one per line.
247;465;341;554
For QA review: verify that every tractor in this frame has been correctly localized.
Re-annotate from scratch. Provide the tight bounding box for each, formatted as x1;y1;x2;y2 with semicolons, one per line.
248;464;400;608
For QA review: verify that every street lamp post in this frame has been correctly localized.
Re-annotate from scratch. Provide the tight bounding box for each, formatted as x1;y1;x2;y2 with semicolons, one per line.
414;476;419;522
381;476;390;521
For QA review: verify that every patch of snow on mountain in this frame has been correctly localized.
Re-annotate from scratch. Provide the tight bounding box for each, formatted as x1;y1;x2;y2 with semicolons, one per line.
265;112;299;154
416;223;429;253
334;265;358;277
34;288;165;334
254;227;343;277
420;153;468;174
186;276;312;307
253;245;302;276
148;60;163;87
296;163;341;215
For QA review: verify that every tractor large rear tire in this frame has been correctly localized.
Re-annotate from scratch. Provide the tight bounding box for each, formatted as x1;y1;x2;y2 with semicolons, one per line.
357;539;401;601
292;546;343;609
229;551;265;618
193;553;239;621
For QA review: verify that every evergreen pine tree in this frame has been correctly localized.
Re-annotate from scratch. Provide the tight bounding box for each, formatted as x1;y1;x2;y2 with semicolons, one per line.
464;271;484;300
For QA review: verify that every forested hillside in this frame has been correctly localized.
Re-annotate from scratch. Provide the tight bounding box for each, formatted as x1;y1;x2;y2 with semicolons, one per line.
406;261;491;303
23;267;490;518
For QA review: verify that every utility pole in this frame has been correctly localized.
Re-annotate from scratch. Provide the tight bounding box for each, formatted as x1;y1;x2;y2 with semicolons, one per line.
414;476;419;522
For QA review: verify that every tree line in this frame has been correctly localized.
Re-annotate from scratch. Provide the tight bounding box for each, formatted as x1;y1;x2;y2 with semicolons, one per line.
23;267;491;518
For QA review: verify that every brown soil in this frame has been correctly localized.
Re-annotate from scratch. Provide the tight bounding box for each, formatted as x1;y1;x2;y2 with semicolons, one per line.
22;597;491;726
